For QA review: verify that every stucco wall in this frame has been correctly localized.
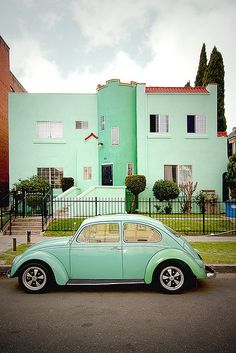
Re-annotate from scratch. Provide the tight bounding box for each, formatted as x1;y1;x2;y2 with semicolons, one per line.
9;93;98;191
136;84;228;198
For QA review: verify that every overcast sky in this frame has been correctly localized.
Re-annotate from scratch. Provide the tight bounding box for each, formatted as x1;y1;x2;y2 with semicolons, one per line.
1;0;235;131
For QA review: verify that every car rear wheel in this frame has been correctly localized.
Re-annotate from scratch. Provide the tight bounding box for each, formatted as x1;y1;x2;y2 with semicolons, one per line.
18;263;52;294
155;262;190;293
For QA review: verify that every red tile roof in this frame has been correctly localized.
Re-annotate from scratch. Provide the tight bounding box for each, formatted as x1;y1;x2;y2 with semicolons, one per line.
145;86;209;94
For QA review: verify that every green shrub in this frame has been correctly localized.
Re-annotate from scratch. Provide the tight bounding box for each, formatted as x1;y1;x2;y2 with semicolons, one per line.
153;179;179;201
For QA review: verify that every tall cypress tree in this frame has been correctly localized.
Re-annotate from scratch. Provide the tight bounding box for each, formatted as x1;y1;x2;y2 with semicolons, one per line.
195;43;207;86
203;46;227;132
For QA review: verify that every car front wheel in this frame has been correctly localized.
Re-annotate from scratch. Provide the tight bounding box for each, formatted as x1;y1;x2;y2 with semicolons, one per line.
18;263;52;293
156;262;190;293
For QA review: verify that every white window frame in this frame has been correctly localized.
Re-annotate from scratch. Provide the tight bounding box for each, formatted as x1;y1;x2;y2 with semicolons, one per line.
150;114;169;133
83;167;92;180
111;127;120;146
37;167;63;188
164;165;192;184
75;121;88;129
37;121;63;139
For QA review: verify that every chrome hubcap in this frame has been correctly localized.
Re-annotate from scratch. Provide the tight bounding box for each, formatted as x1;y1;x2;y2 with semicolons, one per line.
22;266;47;291
160;266;184;291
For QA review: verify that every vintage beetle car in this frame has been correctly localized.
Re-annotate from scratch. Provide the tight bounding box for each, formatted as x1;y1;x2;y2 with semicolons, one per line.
8;214;215;293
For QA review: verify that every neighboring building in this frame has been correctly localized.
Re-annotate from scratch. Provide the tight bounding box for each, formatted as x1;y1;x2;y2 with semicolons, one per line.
0;36;26;201
228;127;236;157
9;79;228;199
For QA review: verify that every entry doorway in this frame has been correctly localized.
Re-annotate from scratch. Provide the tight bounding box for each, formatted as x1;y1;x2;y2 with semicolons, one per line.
102;164;113;186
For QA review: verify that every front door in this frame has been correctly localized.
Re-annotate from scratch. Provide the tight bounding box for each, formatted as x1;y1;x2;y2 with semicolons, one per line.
102;164;113;185
70;222;122;279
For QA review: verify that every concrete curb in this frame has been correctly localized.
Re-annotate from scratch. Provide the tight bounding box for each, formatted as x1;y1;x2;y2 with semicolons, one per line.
1;264;236;276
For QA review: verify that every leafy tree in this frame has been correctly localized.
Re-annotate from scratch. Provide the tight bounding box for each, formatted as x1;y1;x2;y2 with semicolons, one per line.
195;43;207;86
125;175;146;212
226;153;236;199
13;175;50;192
185;81;191;87
203;46;227;132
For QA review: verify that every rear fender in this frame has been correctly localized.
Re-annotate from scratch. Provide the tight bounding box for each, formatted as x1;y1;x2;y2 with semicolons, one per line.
144;248;206;284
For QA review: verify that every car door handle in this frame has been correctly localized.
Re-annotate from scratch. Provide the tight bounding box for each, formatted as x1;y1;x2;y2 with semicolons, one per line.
111;246;122;251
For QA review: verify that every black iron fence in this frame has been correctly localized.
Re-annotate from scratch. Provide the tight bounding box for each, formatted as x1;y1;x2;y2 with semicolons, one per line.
45;196;236;235
1;191;236;235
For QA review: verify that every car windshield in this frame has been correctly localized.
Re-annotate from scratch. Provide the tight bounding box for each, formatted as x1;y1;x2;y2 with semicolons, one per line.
164;225;180;238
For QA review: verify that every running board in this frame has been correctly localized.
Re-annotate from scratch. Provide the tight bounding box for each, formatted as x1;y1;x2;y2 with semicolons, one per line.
66;279;145;286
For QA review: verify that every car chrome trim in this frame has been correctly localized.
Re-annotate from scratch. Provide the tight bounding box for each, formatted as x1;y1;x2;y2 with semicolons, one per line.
6;269;11;279
66;279;145;286
205;265;216;279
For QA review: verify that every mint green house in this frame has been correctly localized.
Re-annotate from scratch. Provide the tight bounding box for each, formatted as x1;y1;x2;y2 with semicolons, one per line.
9;79;227;200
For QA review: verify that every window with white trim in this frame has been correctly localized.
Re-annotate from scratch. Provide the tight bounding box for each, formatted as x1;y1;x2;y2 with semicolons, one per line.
111;127;119;145
75;121;88;129
84;167;92;180
100;115;105;131
37;167;63;188
164;165;192;184
150;114;169;133
187;115;206;133
37;121;63;139
127;163;134;176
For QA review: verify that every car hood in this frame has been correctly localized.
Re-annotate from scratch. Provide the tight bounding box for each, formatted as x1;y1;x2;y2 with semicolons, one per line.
26;236;72;253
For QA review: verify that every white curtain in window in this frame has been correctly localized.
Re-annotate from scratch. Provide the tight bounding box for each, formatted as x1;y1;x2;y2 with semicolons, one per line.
111;127;119;145
37;122;50;138
195;115;206;133
159;115;169;133
178;165;192;184
51;122;63;138
164;165;174;181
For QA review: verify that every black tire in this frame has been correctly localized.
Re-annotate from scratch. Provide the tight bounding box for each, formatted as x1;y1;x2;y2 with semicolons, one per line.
18;262;53;294
154;261;192;294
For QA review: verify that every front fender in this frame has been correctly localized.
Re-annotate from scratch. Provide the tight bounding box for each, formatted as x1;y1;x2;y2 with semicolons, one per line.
10;251;69;285
144;248;206;284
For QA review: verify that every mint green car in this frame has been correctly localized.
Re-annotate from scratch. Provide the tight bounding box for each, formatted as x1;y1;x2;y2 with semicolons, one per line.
9;214;215;294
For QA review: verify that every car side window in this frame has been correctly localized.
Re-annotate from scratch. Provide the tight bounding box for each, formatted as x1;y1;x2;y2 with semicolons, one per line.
124;223;161;242
77;223;120;243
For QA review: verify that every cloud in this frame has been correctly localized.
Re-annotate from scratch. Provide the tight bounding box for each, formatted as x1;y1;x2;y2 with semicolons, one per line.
40;13;61;31
70;0;155;48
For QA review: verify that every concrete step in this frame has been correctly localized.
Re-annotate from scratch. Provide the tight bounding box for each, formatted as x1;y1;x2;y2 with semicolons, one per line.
4;230;42;236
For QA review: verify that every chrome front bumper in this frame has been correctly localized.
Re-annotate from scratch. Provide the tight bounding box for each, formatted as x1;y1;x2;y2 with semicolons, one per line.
6;268;11;279
205;265;216;279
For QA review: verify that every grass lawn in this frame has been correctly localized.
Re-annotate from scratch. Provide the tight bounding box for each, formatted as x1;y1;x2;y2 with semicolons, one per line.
191;242;236;264
0;244;31;265
44;216;236;236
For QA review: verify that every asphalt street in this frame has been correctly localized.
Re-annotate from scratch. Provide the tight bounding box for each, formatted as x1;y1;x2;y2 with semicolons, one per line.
0;274;235;353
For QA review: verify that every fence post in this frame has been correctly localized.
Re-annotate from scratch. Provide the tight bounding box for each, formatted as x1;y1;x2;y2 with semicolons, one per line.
202;198;206;234
95;197;98;216
149;198;151;217
0;207;2;230
42;195;44;232
12;238;16;251
9;208;12;235
22;189;26;218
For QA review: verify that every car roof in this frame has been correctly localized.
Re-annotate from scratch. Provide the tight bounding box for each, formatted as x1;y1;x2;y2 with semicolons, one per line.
81;214;164;228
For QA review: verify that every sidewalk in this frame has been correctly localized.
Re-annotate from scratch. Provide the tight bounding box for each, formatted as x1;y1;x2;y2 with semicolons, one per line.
0;232;235;274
